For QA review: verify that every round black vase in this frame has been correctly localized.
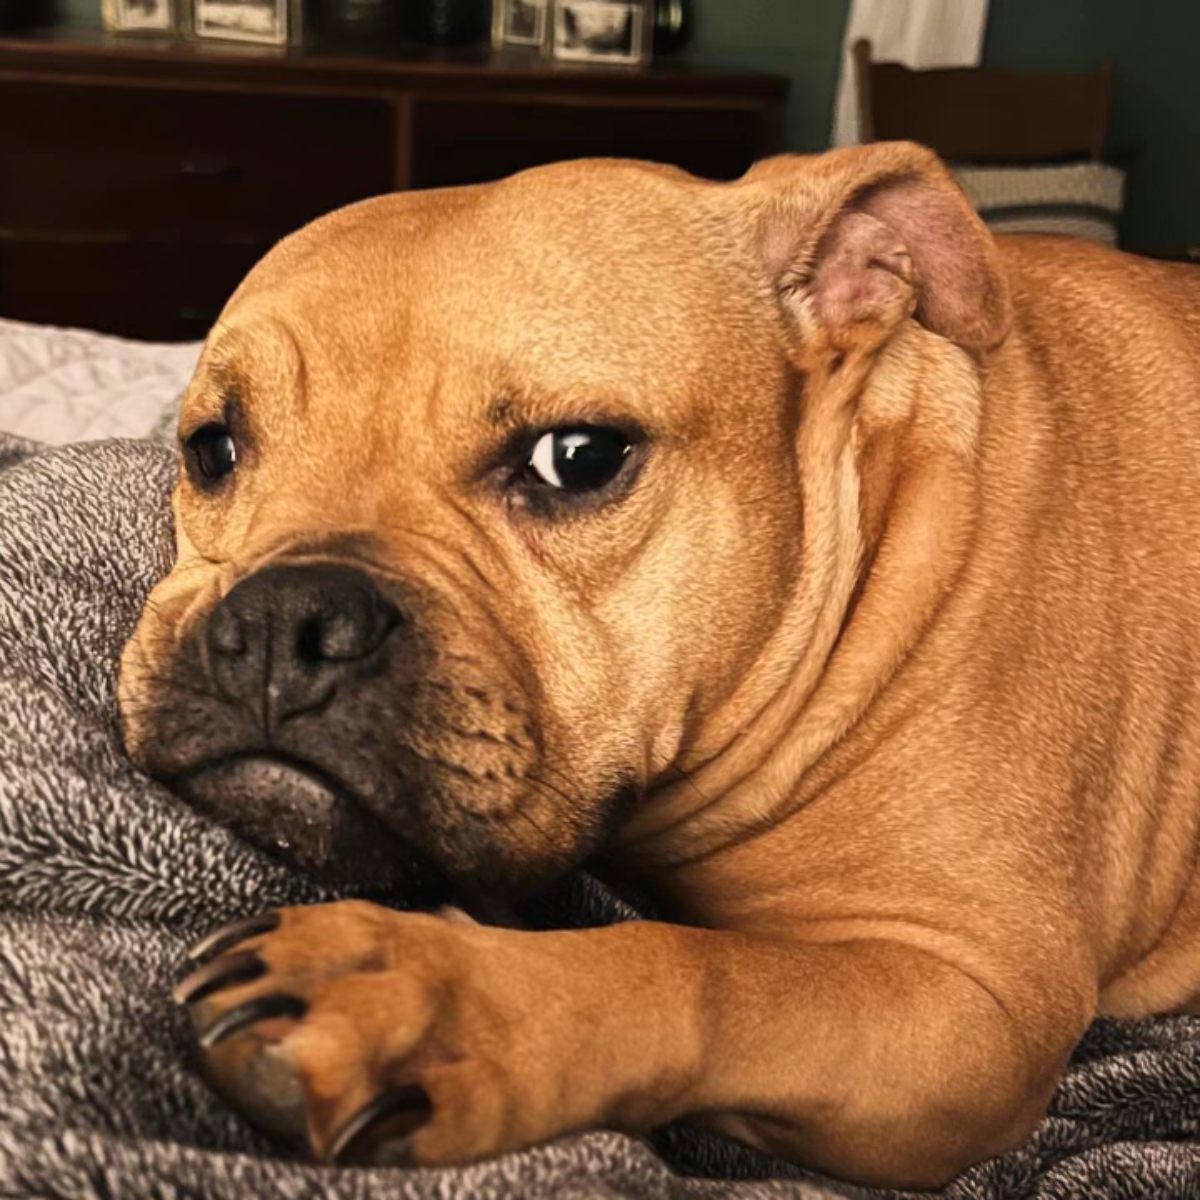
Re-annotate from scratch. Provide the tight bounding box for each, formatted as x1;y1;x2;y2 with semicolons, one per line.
0;0;55;30
404;0;489;45
653;0;692;55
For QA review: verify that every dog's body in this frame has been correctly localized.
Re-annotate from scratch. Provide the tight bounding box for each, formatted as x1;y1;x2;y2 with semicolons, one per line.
120;144;1200;1186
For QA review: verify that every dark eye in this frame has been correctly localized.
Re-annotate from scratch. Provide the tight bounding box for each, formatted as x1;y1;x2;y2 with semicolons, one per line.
185;423;237;485
526;426;631;492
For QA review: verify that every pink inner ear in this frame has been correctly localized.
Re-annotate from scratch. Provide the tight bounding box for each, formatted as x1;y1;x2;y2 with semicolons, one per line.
856;175;1010;353
811;210;915;343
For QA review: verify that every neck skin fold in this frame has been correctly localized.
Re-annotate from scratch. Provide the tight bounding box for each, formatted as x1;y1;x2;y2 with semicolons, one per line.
616;325;986;869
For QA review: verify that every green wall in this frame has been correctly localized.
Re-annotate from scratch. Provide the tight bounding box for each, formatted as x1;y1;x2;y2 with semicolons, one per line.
684;0;1198;255
685;0;849;157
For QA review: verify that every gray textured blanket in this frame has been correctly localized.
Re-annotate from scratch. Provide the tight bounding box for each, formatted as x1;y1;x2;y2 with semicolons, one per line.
2;433;1200;1199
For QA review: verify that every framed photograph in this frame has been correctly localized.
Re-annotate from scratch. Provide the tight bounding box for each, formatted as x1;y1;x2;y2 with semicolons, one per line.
193;0;295;45
101;0;175;34
551;0;650;65
492;0;549;49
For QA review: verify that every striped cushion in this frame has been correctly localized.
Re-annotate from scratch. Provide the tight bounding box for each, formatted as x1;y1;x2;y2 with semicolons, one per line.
952;162;1125;246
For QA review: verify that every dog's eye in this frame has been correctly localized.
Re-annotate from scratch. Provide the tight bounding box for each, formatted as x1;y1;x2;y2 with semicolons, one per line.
185;423;237;485
527;427;631;492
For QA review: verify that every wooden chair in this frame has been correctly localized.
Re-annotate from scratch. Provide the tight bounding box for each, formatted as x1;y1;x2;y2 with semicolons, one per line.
852;38;1113;163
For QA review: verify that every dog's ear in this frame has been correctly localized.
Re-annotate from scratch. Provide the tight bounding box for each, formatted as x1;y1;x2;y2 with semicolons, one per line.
746;142;1010;359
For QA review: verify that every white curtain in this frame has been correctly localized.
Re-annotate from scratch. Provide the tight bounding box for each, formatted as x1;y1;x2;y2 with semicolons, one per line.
831;0;991;146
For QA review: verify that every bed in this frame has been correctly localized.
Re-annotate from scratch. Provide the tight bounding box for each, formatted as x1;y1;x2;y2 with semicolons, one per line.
2;316;1199;1198
0;317;199;445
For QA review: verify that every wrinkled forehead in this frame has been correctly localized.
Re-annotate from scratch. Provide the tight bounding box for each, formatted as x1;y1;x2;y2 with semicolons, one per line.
183;165;770;443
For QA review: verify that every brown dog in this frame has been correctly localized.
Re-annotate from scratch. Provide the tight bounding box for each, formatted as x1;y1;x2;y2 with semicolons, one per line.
119;142;1200;1188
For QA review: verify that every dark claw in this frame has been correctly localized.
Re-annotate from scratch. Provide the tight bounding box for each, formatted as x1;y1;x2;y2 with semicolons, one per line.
197;994;306;1048
173;950;266;1006
329;1085;432;1166
187;911;280;963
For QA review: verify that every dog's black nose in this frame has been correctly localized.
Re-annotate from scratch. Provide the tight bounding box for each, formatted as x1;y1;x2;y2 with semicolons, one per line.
207;565;399;730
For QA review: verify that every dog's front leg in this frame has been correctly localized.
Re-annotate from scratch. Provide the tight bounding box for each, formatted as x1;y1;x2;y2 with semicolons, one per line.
176;901;1070;1188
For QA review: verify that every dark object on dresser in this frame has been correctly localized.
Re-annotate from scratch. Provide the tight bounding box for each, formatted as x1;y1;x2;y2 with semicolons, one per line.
404;0;489;45
0;0;53;31
653;0;691;55
0;30;785;342
308;0;404;51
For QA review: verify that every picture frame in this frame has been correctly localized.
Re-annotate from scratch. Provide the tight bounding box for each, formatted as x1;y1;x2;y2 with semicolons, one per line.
101;0;175;35
492;0;549;50
551;0;650;66
192;0;297;46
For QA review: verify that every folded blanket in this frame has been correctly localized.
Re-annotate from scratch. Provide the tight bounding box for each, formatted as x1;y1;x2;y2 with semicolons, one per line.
1;433;1199;1199
0;317;199;445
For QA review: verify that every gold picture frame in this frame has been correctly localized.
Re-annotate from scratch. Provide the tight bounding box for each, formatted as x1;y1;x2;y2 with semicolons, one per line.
192;0;299;46
492;0;549;50
551;0;650;66
101;0;176;35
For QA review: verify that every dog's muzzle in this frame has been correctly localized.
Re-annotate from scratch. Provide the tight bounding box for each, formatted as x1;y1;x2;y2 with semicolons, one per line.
174;562;450;898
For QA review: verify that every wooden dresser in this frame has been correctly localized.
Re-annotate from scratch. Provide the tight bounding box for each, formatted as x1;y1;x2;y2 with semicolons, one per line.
0;30;788;340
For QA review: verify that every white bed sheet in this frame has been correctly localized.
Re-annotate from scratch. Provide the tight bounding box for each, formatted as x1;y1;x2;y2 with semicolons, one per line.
0;318;200;445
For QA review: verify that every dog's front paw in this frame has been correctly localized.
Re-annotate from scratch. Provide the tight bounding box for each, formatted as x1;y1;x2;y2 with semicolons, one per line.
174;901;535;1166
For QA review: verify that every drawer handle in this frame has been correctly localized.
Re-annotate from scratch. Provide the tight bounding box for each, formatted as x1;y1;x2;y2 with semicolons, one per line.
180;157;241;181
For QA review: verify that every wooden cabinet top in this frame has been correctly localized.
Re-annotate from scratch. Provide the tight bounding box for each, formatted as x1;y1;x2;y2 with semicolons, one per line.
0;26;790;103
0;26;789;339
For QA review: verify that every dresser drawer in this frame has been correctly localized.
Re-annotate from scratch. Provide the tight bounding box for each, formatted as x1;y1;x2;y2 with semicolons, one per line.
0;80;395;237
0;235;268;340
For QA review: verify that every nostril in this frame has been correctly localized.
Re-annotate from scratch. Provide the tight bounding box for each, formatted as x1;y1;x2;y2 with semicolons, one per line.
295;614;328;664
208;600;246;656
295;601;400;664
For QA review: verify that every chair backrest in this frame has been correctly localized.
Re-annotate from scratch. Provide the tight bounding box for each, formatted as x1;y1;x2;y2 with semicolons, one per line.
852;39;1113;163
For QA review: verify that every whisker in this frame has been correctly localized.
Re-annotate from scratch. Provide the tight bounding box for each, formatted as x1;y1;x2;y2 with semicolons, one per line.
537;760;582;797
525;771;576;809
514;805;557;852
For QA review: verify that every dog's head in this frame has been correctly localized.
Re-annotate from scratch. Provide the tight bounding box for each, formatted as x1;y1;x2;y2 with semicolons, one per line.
119;144;1008;899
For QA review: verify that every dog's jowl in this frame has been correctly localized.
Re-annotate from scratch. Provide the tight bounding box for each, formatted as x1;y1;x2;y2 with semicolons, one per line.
121;143;1200;1188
